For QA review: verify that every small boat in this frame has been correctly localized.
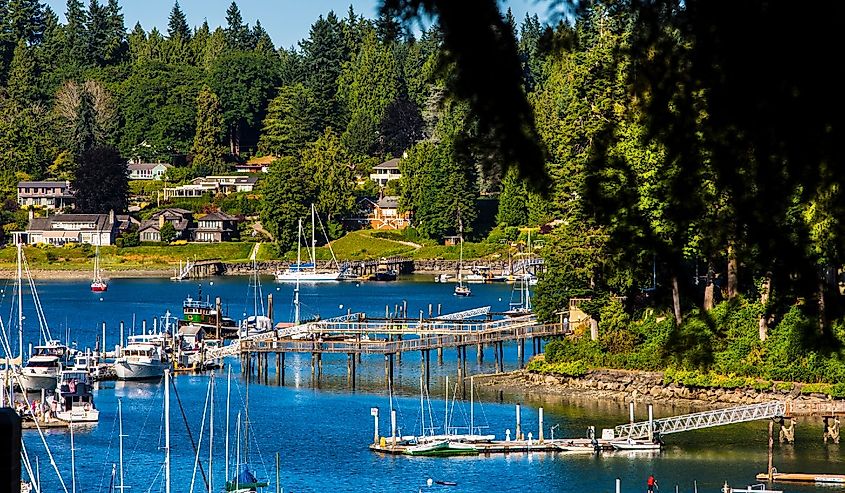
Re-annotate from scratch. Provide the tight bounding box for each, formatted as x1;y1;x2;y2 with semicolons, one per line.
370;265;398;281
238;315;273;338
435;480;458;486
90;242;108;292
610;438;661;451
114;343;168;380
274;205;342;282
225;464;269;492
54;369;99;422
454;284;471;297
454;231;471;296
404;440;479;457
435;273;454;283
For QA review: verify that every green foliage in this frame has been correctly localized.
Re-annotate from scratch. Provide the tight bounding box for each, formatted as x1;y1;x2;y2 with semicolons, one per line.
72;145;128;213
301;128;356;223
258;83;318;158
260;156;315;250
496;166;528;227
191;86;227;168
525;358;589;378
159;221;176;243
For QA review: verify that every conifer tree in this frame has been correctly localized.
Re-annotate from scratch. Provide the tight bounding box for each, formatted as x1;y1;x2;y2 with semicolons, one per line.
6;39;38;105
191;86;227;169
496;166;528;227
300;12;348;132
62;0;88;71
86;0;110;66
104;0;126;64
258;83;318;158
224;1;250;50
167;0;190;40
7;0;46;44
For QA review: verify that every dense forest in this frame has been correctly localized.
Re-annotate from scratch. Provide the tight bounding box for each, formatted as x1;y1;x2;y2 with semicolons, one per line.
2;0;845;386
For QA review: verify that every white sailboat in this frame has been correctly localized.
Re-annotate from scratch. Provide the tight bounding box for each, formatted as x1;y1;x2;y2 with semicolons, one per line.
504;274;532;316
90;239;107;292
454;233;471;297
274;205;342;282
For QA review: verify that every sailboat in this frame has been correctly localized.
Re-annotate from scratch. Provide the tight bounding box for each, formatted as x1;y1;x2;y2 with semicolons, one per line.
504;275;532;316
225;367;268;492
274;205;342;282
238;259;272;338
454;232;471;297
91;240;107;292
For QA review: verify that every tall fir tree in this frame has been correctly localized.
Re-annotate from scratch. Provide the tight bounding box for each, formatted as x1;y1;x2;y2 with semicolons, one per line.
6;39;38;105
224;1;250;50
300;12;348;132
61;0;88;71
6;0;46;44
104;0;126;63
496;166;529;227
251;20;274;56
167;0;190;40
258;83;318;158
86;0;110;66
191;86;227;169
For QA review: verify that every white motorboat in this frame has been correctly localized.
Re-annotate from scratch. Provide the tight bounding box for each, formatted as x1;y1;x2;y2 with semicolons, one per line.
17;342;69;391
238;315;273;338
435;273;454;283
54;369;99;422
115;343;168;380
610;438;661;451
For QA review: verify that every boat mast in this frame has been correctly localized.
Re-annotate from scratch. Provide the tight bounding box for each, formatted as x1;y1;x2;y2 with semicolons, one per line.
444;376;449;435
225;365;231;484
294;219;302;325
311;204;316;269
118;398;125;493
235;413;241;489
470;376;474;436
17;240;23;362
419;375;425;438
208;371;214;493
165;369;171;493
70;416;76;493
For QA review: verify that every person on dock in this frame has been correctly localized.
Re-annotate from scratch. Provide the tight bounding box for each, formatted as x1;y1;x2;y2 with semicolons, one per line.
647;474;657;492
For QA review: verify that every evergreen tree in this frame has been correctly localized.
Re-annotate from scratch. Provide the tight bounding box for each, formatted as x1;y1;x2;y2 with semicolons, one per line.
167;0;190;40
0;0;10;81
258;83;318;158
251;20;274;56
37;7;63;77
86;0;110;66
260;156;316;249
378;95;424;157
496;166;528;227
126;21;146;62
375;10;401;44
6;0;46;44
300;12;347;132
189;20;210;64
6;40;38;105
301;128;356;224
224;1;250;50
191;86;227;169
337;30;399;156
104;0;126;64
62;0;88;71
72;145;128;213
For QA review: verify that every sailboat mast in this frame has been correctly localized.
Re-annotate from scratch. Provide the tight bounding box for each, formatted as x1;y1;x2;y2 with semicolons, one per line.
208;371;214;493
311;204;316;268
70;416;76;493
444;376;449;435
165;369;171;493
118;398;125;493
245;366;250;463
17;241;23;362
225;365;231;483
294;219;302;325
470;376;474;436
235;413;241;490
419;375;425;437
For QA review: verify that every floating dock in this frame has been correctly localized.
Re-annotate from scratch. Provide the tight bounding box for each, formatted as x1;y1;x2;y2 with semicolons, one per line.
21;419;69;430
369;437;615;455
755;472;845;484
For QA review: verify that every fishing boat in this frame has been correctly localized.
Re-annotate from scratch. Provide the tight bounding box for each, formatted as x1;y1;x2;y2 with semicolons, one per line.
53;369;99;422
114;343;168;380
181;289;238;338
90;241;107;292
274;206;342;282
17;342;68;392
454;233;472;296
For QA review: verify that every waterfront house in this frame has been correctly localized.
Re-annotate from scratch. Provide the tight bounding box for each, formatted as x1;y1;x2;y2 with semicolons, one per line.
369;158;401;187
128;162;172;180
353;196;410;230
17;181;75;210
138;208;194;242
24;210;119;245
163;175;258;200
193;211;239;242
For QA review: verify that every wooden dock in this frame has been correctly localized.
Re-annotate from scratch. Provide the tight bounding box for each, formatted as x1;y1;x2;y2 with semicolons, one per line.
369;438;610;455
755;472;845;484
21;418;69;430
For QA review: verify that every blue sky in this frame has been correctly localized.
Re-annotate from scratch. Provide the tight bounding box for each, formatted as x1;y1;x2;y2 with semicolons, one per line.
43;0;555;49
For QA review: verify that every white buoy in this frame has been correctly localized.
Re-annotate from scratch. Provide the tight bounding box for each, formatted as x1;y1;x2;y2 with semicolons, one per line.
339;304;344;309
99;297;104;301
210;281;214;286
426;478;433;487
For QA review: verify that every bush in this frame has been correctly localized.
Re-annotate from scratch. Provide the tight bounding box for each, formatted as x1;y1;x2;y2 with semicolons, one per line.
526;359;589;377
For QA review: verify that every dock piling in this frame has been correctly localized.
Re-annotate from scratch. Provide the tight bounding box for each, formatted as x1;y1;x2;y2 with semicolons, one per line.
391;409;397;446
516;404;522;440
477;343;483;364
518;339;524;369
539;407;544;443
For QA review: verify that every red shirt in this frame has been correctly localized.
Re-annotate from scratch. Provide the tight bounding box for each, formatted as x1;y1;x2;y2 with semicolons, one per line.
648;477;656;486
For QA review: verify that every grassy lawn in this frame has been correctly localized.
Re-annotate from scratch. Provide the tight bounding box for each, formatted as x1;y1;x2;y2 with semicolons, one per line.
256;229;511;262
0;242;255;271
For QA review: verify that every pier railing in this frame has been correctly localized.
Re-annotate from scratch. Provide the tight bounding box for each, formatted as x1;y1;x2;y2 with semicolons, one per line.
614;401;787;439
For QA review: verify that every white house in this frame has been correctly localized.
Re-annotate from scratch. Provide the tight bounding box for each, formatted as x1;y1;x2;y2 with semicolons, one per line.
369;158;401;186
24;210;120;246
128;162;173;180
17;181;75;210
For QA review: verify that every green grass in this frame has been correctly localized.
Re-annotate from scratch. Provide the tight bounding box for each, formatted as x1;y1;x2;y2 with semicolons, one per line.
0;243;254;271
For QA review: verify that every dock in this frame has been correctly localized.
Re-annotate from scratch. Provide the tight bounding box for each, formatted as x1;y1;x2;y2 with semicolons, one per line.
755;472;845;484
21;419;69;430
369;438;610;455
207;307;569;391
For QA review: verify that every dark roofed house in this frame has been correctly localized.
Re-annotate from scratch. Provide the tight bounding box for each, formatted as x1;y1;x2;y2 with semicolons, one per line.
369;158;401;186
25;210;119;245
193;211;239;242
138;208;194;242
17;181;75;210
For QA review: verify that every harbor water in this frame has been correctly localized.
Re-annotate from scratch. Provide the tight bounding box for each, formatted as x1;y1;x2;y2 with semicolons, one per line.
7;277;843;492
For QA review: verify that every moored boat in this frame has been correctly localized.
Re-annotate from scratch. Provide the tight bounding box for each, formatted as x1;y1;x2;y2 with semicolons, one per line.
17;342;68;391
114;343;168;380
54;369;99;422
610;438;661;451
274;205;342;282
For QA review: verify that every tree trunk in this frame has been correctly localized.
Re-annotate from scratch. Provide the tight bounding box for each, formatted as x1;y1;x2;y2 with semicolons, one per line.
727;242;738;299
818;266;830;336
758;272;772;341
671;274;682;326
703;261;715;311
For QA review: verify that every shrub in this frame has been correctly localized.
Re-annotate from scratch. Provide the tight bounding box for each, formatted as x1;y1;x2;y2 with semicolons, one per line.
526;359;588;377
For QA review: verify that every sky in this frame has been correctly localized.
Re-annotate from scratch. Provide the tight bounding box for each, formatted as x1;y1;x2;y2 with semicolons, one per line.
43;0;555;50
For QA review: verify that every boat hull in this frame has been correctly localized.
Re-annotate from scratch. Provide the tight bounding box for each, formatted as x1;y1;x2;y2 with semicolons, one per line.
56;408;100;423
115;360;167;380
610;440;661;451
17;372;58;392
274;271;340;282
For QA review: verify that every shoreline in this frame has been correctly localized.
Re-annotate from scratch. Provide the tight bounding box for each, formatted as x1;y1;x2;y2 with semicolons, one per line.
474;368;842;416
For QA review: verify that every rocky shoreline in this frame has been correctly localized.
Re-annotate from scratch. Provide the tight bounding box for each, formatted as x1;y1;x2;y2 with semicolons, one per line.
475;368;840;416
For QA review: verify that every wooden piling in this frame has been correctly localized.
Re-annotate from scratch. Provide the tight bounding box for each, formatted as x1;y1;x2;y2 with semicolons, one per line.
477;343;483;364
437;347;443;365
518;338;524;369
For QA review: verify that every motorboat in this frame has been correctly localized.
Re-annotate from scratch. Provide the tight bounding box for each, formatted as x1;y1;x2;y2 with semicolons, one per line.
610;438;662;451
454;284;472;297
54;369;99;422
403;440;479;456
17;342;69;392
114;343;168;380
238;315;273;338
435;273;454;283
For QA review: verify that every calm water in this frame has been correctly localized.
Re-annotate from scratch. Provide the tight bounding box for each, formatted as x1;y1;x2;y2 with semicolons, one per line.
6;277;842;493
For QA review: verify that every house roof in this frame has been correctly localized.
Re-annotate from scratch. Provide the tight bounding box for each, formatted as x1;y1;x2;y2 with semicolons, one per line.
377;196;400;209
28;213;114;231
198;211;237;222
373;158;400;170
151;208;193;218
246;155;276;165
139;218;191;233
128;162;172;171
179;325;204;337
234;176;259;185
18;181;70;189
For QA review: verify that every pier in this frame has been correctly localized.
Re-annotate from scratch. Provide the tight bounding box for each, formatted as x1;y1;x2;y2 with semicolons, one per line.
171;258;224;280
207;307;567;390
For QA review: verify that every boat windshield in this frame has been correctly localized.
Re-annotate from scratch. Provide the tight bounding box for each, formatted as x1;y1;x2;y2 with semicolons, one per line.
26;360;59;368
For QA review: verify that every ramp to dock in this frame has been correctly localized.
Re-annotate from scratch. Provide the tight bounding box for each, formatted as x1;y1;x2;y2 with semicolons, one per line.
615;401;786;439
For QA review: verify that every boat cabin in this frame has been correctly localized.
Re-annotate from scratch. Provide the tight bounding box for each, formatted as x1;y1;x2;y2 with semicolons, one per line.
178;325;206;349
31;342;69;359
121;344;159;359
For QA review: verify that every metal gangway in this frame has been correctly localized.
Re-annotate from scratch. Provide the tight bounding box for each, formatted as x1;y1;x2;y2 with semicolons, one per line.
614;401;787;439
